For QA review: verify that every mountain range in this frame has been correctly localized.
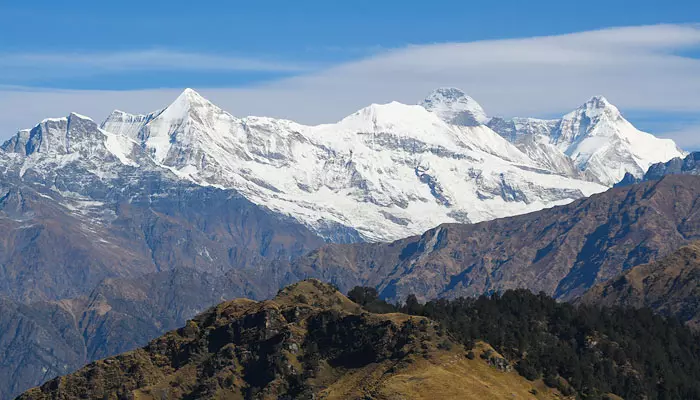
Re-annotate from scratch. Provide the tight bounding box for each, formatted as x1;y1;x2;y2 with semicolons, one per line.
0;88;695;398
4;88;681;245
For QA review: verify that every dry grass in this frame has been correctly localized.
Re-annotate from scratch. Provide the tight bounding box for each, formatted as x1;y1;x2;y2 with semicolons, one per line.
320;343;565;400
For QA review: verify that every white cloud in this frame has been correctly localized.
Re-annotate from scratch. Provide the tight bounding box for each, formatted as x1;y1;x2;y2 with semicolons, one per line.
0;49;315;79
1;24;700;150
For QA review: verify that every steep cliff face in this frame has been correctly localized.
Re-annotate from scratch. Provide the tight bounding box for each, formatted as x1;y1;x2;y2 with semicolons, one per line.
18;280;560;400
580;241;700;329
287;175;700;303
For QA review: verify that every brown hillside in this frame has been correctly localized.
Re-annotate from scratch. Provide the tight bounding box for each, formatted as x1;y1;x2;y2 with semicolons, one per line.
581;241;700;329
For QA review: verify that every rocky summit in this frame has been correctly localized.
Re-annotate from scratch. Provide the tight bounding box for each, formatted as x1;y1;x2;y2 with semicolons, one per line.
18;280;561;400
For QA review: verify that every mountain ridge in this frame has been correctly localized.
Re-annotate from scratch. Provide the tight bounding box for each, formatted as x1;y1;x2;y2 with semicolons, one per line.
282;175;700;302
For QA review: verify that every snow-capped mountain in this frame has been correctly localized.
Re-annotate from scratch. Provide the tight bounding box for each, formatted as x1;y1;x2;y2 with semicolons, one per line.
93;89;607;242
484;96;686;185
0;111;324;300
4;88;681;243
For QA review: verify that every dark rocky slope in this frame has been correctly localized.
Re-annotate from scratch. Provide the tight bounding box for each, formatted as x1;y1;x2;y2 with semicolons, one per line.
0;297;86;399
580;241;700;329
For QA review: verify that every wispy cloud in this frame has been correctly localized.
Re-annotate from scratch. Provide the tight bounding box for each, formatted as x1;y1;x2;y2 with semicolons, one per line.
659;124;700;149
1;24;700;150
0;49;315;79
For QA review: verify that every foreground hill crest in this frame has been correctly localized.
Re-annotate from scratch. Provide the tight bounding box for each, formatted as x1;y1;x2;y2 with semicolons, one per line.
19;280;560;400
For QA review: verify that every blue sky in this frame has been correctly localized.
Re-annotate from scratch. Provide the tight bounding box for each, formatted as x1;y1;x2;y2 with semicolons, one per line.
1;1;699;148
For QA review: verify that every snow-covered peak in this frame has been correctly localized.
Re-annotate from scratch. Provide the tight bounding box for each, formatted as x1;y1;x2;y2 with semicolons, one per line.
555;97;630;149
99;89;216;147
557;98;685;184
0;112;146;174
152;88;225;128
68;112;94;122
329;101;493;153
167;88;212;113
420;87;488;126
488;95;686;186
131;88;239;163
1;113;105;157
565;95;622;123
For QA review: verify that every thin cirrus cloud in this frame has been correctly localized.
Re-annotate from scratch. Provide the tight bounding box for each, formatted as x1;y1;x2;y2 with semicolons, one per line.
660;124;700;149
0;49;316;78
0;24;699;148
